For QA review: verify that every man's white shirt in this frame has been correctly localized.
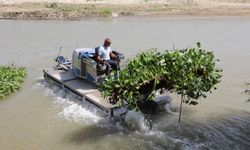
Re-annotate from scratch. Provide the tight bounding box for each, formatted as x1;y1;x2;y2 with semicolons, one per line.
98;46;111;60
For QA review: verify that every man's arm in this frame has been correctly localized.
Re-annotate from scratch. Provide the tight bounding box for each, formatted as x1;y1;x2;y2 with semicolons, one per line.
96;55;104;64
110;51;117;60
96;47;104;64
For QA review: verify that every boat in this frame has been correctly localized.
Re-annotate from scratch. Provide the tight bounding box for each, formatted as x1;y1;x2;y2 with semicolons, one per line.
43;47;171;118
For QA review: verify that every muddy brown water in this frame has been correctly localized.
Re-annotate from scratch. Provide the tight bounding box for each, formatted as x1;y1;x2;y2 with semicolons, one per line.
0;17;250;150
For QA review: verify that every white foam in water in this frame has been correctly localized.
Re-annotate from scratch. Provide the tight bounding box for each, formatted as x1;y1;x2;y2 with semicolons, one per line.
124;111;166;140
164;103;178;115
124;110;151;132
36;81;106;125
57;99;102;124
34;80;46;89
57;96;107;125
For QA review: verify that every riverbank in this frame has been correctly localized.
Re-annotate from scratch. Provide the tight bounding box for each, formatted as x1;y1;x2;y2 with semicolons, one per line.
1;0;250;19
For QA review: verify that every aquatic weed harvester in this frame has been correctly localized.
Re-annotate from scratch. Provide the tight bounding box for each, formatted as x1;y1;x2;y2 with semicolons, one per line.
43;47;171;118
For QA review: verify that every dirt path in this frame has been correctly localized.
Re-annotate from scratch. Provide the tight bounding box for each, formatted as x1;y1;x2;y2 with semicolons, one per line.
1;0;250;19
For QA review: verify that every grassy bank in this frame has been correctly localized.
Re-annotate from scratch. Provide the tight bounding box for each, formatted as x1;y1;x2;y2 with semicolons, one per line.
1;1;250;20
0;65;27;99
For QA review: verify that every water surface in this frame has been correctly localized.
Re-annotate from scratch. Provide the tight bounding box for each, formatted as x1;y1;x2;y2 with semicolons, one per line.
0;16;250;150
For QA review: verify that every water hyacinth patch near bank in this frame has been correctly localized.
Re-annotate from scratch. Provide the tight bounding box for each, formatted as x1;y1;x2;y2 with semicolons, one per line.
0;65;27;99
99;43;222;119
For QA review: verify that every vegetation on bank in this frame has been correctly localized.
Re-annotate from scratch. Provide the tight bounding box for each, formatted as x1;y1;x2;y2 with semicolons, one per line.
46;3;74;12
0;65;27;99
46;3;113;17
100;43;222;121
45;3;118;17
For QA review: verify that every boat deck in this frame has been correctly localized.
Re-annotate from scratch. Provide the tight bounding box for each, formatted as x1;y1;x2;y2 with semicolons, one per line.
43;69;117;113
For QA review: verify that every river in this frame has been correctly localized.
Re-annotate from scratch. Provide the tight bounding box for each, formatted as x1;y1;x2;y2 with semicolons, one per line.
0;16;250;150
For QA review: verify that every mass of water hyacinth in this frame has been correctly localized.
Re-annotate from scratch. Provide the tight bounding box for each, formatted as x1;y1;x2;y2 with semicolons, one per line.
99;43;222;112
0;65;27;99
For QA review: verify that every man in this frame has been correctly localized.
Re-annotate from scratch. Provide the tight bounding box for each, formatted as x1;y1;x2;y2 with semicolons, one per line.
96;38;119;77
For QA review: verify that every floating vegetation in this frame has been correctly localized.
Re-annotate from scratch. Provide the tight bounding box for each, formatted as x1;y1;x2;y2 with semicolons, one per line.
100;43;222;121
0;65;27;99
